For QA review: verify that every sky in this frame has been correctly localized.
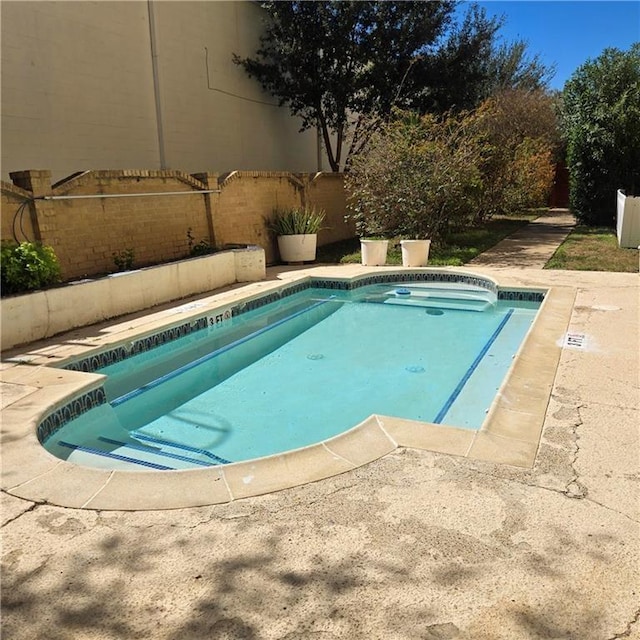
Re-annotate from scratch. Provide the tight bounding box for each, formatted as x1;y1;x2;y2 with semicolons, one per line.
470;1;640;90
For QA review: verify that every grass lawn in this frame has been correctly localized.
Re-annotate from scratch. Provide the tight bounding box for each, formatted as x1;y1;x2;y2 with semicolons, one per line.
545;226;639;273
317;214;537;266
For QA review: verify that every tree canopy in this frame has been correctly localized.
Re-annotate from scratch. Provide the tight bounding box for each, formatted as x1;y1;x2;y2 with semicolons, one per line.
346;92;557;241
412;5;554;115
561;43;640;225
234;1;554;171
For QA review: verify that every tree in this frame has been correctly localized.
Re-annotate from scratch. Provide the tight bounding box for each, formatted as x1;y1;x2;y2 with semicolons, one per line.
233;1;480;171
484;40;555;97
561;44;640;226
412;6;554;114
234;1;554;172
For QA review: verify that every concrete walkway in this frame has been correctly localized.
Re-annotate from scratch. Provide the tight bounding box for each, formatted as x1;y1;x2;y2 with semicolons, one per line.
469;208;576;269
2;215;639;640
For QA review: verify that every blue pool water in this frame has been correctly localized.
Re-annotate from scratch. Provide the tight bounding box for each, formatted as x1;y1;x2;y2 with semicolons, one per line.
44;283;541;470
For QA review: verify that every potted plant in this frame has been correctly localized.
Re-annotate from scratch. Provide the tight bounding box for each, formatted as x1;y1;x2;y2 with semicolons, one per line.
399;237;431;267
343;192;392;266
359;237;390;266
347;111;479;268
267;206;326;263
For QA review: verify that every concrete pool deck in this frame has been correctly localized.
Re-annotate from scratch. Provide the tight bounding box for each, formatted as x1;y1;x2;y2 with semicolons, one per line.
2;211;639;639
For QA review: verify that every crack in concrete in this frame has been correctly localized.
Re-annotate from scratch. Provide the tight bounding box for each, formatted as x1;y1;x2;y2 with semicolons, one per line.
0;493;39;528
563;404;588;499
218;512;256;521
607;607;640;639
581;496;639;524
583;400;639;411
303;483;362;508
470;466;638;523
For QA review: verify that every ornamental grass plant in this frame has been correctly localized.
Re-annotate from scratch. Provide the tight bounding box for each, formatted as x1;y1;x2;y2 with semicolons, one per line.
267;206;326;236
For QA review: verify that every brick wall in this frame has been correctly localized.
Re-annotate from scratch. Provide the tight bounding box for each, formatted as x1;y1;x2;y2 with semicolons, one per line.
1;183;39;244
1;169;352;280
214;171;302;264
306;172;355;245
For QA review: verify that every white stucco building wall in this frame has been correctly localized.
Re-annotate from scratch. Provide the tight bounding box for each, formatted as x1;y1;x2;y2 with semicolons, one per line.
1;1;323;181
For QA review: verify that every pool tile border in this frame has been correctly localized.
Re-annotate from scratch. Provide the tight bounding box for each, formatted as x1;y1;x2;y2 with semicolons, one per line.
36;387;107;444
1;268;574;510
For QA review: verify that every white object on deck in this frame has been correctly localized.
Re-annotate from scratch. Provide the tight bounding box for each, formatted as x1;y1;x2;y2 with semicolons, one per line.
616;190;640;249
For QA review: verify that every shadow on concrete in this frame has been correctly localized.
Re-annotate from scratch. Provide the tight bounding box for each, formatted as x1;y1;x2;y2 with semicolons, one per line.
1;506;615;640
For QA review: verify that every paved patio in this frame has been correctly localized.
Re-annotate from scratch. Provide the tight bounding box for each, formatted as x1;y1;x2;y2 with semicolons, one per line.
1;211;638;639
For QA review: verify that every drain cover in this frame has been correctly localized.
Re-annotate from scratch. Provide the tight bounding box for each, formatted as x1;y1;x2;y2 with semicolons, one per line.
563;333;586;349
426;309;444;316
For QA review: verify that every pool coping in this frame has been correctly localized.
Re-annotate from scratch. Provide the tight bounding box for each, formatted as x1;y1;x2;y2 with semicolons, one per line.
0;267;576;510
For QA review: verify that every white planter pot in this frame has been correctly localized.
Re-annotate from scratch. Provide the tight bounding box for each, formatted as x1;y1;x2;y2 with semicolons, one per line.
400;239;431;267
360;239;389;266
277;234;317;263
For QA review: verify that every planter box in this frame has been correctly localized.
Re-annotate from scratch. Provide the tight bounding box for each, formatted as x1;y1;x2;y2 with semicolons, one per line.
616;190;640;249
1;247;266;349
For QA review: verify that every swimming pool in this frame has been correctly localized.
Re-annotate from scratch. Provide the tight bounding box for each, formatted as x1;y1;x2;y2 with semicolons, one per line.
40;273;543;472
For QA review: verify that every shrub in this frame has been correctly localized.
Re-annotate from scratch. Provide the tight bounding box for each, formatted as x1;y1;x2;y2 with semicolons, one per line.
346;93;558;241
1;241;62;296
187;228;217;256
112;248;135;271
561;44;640;226
472;89;558;219
346;110;485;240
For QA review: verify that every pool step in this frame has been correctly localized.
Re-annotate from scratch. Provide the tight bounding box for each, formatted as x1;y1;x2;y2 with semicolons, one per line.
58;440;175;470
56;432;226;471
380;284;496;312
131;432;231;465
98;436;214;467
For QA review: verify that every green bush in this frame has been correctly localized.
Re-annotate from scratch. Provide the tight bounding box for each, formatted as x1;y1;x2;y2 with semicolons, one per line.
112;248;135;271
346;110;485;240
186;228;217;257
472;90;558;220
1;241;62;296
561;44;640;226
346;92;558;240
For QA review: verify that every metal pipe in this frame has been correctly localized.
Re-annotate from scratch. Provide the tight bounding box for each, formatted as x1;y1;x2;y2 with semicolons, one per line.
39;190;220;201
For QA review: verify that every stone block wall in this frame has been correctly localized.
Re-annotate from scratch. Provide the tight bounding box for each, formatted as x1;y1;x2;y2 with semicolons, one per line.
214;171;302;264
306;172;355;245
1;182;39;244
1;169;352;280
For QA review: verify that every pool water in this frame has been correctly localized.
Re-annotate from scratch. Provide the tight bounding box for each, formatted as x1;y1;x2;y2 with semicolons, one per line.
44;283;540;470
